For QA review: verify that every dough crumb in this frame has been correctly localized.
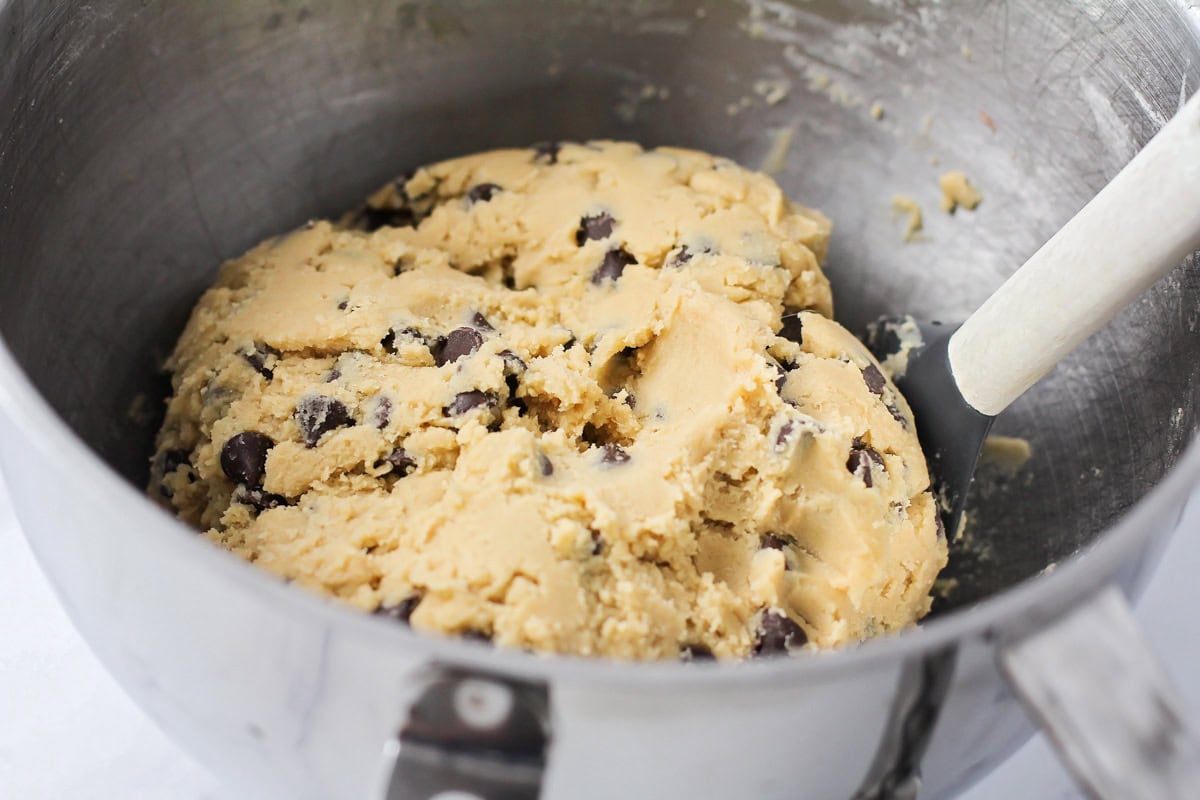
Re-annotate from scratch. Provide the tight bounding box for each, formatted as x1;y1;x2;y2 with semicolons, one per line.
891;194;924;242
980;435;1033;475
870;101;885;121
939;170;982;213
754;77;791;106
761;126;794;175
979;111;997;132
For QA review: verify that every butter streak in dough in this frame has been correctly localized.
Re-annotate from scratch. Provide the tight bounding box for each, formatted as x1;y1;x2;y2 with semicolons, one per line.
151;141;946;660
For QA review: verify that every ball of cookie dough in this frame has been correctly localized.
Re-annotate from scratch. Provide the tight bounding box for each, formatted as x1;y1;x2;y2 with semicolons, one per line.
150;141;946;660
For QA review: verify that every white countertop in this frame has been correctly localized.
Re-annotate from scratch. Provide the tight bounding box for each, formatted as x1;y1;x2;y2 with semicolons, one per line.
2;467;1197;800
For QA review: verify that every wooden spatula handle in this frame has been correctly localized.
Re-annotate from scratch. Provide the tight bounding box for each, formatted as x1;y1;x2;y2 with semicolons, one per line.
948;90;1200;416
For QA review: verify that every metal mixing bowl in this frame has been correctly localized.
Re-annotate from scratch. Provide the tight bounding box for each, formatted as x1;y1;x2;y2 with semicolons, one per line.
0;1;1197;798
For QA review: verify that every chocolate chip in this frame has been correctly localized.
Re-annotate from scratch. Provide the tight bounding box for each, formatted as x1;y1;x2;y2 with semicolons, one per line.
382;447;417;476
770;359;788;393
862;364;886;396
325;366;341;382
600;443;630;465
241;488;288;512
761;532;795;550
575;212;616;245
562;333;577;350
220;432;274;489
336;299;348;311
887;402;908;428
295;395;354;447
375;595;421;624
444;390;498;416
371;397;392;429
436;327;483;366
242;343;280;381
162;448;191;474
382;326;429;354
779;312;804;345
754;611;808;655
533;141;562;163
499;350;526;375
590;529;604;555
668;245;693;267
467;183;501;204
681;643;715;661
847;437;884;487
470;311;494;332
591;247;636;285
774;421;796;450
539;454;554;476
359;205;416;231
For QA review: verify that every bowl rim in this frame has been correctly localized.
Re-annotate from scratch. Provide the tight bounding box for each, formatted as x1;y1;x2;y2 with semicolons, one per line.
0;326;1197;688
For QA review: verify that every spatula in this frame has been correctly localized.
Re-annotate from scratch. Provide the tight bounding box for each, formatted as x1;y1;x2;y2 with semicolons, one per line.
882;89;1200;537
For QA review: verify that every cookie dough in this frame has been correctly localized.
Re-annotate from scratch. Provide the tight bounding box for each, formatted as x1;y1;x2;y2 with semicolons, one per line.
151;141;946;660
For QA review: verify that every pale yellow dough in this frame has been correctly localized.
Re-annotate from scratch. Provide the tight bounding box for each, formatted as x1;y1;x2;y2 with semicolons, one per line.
151;141;946;660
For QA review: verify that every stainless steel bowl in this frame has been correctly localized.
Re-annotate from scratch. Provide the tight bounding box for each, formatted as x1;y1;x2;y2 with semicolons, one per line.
1;1;1197;798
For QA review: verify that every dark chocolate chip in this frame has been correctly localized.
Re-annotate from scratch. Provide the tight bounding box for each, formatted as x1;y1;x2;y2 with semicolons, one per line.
862;364;886;396
761;532;795;550
591;247;636;285
444;390;498;417
360;205;416;231
681;643;716;661
779;312;804;345
600;443;630;465
770;359;788;393
575;212;616;245
336;299;348;311
540;454;554;476
467;183;501;204
162;448;191;474
533;141;562;163
436;327;483;366
372;397;393;429
775;421;796;450
668;245;693;267
383;326;430;354
623;392;636;409
847;437;885;487
220;432;274;489
470;311;494;332
887;402;908;428
499;350;526;374
562;333;577;351
295;395;354;447
241;488;288;512
324;367;341;382
382;447;417;476
375;595;422;624
754;611;808;655
242;344;280;381
590;529;604;555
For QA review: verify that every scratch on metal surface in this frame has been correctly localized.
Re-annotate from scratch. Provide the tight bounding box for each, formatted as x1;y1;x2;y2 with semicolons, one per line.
176;144;222;258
